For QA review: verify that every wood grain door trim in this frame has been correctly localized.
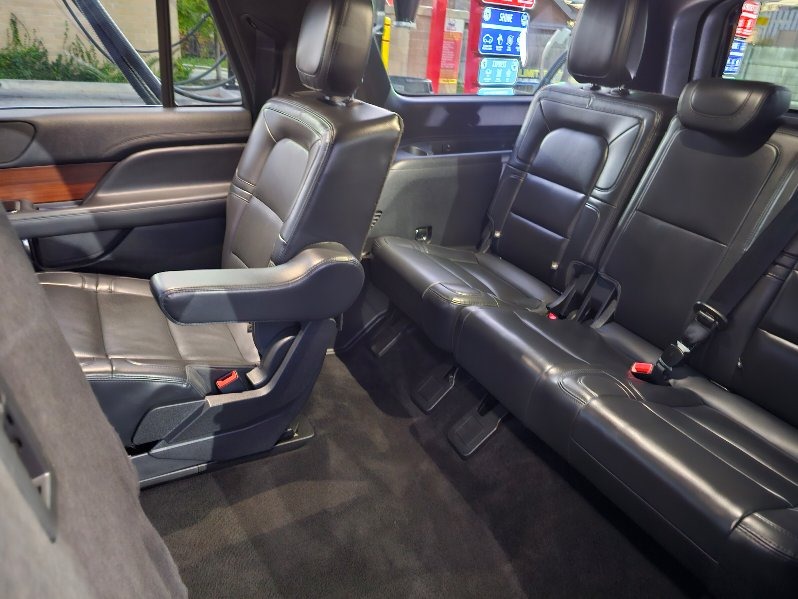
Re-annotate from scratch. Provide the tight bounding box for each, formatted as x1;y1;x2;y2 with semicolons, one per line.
0;162;115;204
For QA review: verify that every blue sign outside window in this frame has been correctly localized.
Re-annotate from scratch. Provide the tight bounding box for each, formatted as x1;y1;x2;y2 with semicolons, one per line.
478;58;520;86
479;6;528;57
723;37;747;77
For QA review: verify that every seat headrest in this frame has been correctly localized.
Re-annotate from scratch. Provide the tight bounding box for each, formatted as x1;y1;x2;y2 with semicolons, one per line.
567;0;647;88
678;79;791;139
296;0;373;100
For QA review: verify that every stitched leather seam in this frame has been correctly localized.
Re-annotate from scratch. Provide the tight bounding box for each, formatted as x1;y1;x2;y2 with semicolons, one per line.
93;283;110;368
743;156;798;251
598;125;682;266
752;512;798;540
420;257;491;297
162;314;187;364
687;86;773;132
229;189;251;204
87;375;189;385
505;211;568;242
538;91;664;126
229;250;248;268
234;173;256;189
275;97;337;136
678;408;798;492
117;361;186;371
265;101;335;262
262;111;278;143
736;522;798;560
637;402;794;506
570;440;718;564
422;286;500;307
263;104;328;138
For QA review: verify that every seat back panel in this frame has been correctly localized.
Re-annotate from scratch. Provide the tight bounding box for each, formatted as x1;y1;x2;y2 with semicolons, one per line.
490;86;674;291
604;126;788;349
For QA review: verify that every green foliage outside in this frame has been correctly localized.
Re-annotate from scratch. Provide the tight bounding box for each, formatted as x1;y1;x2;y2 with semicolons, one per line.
177;0;228;72
0;14;125;82
0;0;214;84
178;0;215;44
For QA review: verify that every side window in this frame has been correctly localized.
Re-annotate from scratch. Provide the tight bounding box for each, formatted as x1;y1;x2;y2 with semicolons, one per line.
0;0;240;108
723;1;798;109
372;0;579;96
173;0;240;105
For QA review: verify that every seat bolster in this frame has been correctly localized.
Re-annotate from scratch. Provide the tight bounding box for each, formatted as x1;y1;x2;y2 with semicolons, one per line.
717;508;798;597
372;237;557;350
569;388;798;597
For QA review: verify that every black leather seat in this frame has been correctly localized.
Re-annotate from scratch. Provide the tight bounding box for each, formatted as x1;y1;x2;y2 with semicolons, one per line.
371;0;674;352
455;79;798;595
39;0;402;449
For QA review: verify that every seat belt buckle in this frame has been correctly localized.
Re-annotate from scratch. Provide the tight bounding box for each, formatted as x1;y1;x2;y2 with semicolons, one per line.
215;370;249;394
630;360;669;384
629;351;678;384
630;362;654;376
692;302;727;331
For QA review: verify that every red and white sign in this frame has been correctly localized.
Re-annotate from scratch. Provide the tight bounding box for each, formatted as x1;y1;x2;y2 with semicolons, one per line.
736;1;760;40
482;0;536;9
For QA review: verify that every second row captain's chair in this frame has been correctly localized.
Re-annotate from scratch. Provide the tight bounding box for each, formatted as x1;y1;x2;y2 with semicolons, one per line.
37;0;402;481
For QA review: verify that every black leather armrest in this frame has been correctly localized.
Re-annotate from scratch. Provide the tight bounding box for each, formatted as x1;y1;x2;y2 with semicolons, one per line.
150;242;364;324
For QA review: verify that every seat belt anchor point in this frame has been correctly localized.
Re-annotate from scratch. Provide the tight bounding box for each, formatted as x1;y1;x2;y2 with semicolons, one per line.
692;301;727;331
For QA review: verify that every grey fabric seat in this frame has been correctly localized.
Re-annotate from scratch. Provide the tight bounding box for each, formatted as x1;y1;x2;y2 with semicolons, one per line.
38;0;402;448
0;211;186;598
371;0;675;351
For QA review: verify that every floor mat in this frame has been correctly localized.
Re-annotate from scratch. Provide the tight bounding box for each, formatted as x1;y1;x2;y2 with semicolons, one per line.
142;329;703;599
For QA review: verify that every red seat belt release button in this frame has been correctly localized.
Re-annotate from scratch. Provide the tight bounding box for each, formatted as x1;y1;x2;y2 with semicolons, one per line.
547;312;559;320
630;362;654;376
216;370;240;392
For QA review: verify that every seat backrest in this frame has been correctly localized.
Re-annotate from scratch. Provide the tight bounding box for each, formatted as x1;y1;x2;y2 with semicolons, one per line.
489;0;674;292
688;220;798;431
0;210;186;598
724;233;798;428
599;79;794;351
222;0;402;269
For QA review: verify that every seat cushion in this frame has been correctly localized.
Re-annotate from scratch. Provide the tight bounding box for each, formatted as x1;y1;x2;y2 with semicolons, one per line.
371;236;557;351
455;304;798;594
38;272;259;445
454;305;659;450
570;382;798;595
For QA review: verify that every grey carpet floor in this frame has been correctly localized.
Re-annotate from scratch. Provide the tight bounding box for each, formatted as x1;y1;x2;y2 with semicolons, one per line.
141;329;703;598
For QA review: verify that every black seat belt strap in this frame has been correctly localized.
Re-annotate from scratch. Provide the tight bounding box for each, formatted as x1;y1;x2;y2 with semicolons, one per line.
479;166;524;252
254;29;279;108
644;185;798;384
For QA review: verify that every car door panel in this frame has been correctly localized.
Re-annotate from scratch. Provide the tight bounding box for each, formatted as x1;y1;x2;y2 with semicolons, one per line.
1;107;251;275
0;107;251;167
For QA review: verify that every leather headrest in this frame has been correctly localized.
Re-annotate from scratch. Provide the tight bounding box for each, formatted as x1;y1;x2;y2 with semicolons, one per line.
678;79;791;139
296;0;373;100
567;0;647;88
